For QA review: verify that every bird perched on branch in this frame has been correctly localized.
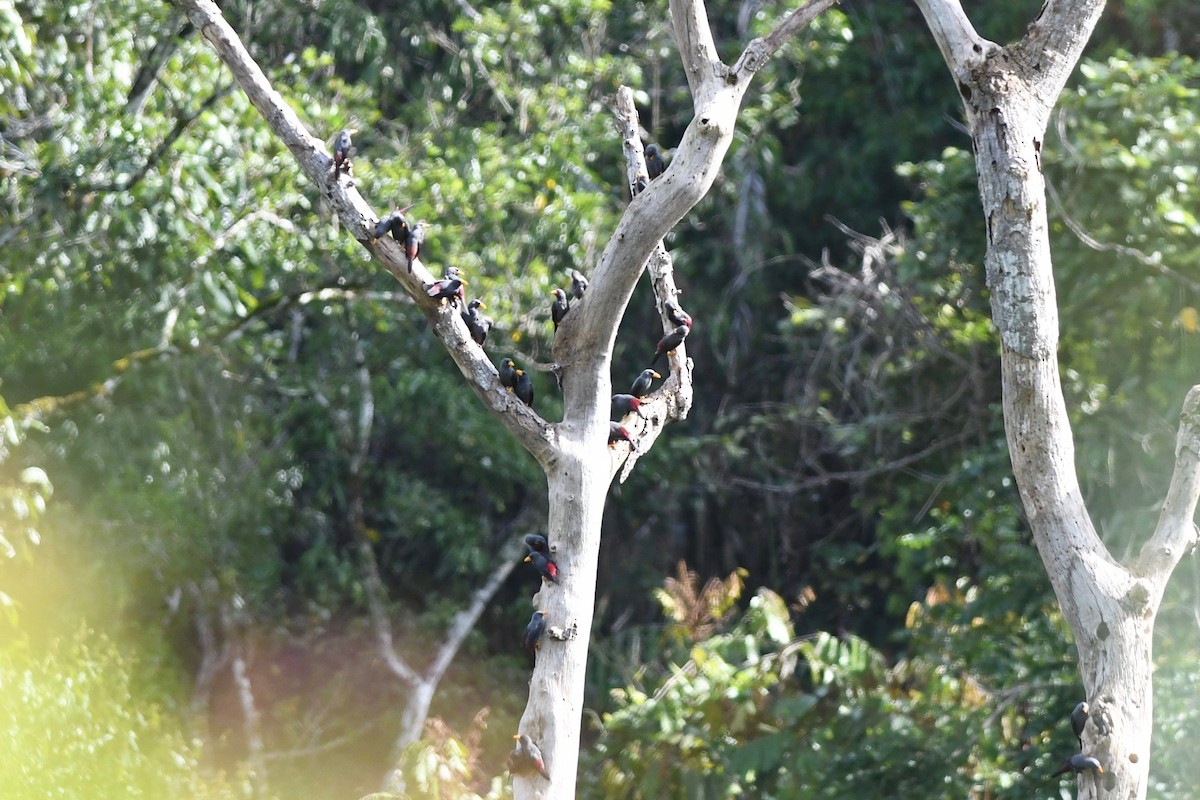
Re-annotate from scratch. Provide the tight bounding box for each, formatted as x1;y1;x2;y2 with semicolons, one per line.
652;324;690;366
405;220;429;273
645;143;666;180
550;288;570;330
514;369;534;407
568;269;589;299
1051;754;1103;777
426;267;466;305
612;393;646;419
499;358;518;392
630;369;660;398
524;533;550;555
507;734;550;780
525;550;559;583
331;129;354;179
1071;701;1089;748
372;208;409;243
665;300;692;330
524;610;548;654
608;422;634;448
461;298;492;346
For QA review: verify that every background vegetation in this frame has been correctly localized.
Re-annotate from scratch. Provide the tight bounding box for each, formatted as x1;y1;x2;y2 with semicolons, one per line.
2;0;1198;797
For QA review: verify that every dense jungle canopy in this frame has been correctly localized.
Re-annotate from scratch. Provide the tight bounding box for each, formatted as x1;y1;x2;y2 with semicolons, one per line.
2;0;1199;797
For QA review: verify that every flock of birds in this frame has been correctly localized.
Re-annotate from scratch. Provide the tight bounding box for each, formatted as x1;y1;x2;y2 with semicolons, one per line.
331;129;685;785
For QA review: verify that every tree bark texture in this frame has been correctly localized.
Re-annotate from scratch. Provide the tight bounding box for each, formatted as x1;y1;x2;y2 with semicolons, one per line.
914;1;1200;798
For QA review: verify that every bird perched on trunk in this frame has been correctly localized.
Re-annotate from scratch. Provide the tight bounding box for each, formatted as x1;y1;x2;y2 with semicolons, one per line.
665;300;692;330
612;393;646;419
499;358;518;392
461;299;492;346
651;324;690;366
507;734;550;780
524;610;549;654
405;220;429;272
331;128;354;179
426;267;466;305
514;369;534;407
645;143;666;180
568;269;589;299
524;533;550;555
1051;754;1103;777
550;288;570;330
630;368;660;398
524;550;559;583
608;422;634;448
372;208;409;243
1071;701;1089;748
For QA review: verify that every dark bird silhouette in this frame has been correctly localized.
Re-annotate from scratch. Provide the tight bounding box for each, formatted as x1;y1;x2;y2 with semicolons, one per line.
568;269;589;299
1051;754;1103;777
524;550;559;583
499;358;518;392
514;369;534;407
405;220;429;272
608;422;634;448
651;324;690;366
665;300;692;329
630;368;660;398
524;533;550;555
372;208;409;243
461;298;492;346
426;267;466;305
612;394;646;419
645;143;665;180
332;129;354;178
550;288;570;330
507;734;550;780
1071;701;1090;748
524;610;548;654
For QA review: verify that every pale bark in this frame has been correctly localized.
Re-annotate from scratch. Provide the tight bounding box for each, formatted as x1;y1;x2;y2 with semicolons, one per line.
914;0;1200;797
172;0;838;796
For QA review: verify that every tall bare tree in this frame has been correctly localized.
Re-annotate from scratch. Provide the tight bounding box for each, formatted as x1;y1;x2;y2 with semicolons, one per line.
172;0;838;795
914;1;1200;797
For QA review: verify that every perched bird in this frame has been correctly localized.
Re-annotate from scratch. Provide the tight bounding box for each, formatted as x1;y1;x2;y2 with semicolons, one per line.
665;300;693;329
405;220;429;272
524;610;549;654
507;734;550;780
550;288;570;330
568;269;589;299
1071;701;1090;748
332;128;354;178
426;267;466;305
524;550;559;583
372;208;409;243
461;299;492;346
514;369;534;407
524;533;550;555
612;393;646;419
499;358;518;392
1051;754;1104;777
645;143;666;180
630;368;660;398
608;422;634;448
651;324;690;366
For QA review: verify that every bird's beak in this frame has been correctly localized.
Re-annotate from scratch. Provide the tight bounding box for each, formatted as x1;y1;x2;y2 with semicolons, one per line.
1096;766;1105;774
478;302;487;309
524;555;532;563
651;370;661;378
512;734;521;741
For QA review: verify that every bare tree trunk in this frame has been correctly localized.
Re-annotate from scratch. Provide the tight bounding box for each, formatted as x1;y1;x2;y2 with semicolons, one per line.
914;1;1200;797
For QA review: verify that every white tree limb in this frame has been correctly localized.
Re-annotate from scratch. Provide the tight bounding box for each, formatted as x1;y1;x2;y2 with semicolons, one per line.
911;0;998;83
1137;386;1200;585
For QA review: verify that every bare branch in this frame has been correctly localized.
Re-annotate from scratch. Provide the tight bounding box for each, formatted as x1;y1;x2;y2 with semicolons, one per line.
732;0;842;79
911;0;998;82
668;0;723;104
1137;386;1200;582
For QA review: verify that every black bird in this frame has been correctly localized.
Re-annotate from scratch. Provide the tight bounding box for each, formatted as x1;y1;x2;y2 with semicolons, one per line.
405;220;429;272
1051;754;1103;777
372;209;409;243
550;288;570;330
426;267;466;305
514;369;535;407
651;324;690;366
568;269;589;299
524;550;559;583
461;299;492;346
630;368;660;398
608;422;634;448
332;129;354;178
524;610;549;654
507;734;550;780
1071;702;1089;748
524;533;550;555
499;358;518;392
612;394;646;419
665;300;693;329
645;143;665;180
